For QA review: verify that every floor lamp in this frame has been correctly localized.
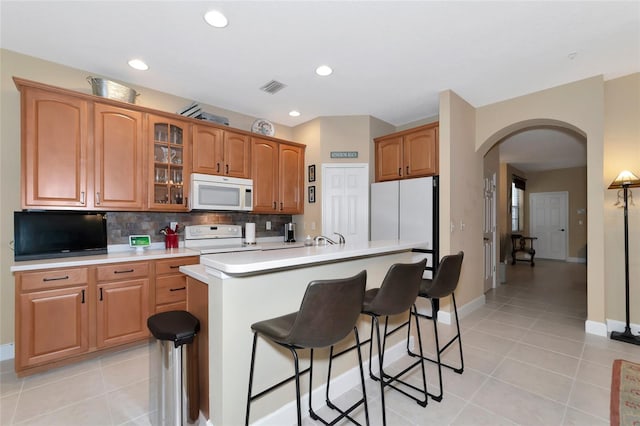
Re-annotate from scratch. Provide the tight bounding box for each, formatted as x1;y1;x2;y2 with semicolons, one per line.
609;170;640;345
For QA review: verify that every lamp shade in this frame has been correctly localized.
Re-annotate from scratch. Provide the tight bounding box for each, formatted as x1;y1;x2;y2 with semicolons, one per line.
609;170;640;189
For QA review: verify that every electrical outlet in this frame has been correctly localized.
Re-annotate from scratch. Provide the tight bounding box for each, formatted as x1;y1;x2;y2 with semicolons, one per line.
311;222;316;230
266;221;271;230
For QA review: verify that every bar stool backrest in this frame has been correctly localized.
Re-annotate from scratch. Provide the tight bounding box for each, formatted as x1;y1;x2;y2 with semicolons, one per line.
424;251;464;298
287;270;367;348
364;258;427;316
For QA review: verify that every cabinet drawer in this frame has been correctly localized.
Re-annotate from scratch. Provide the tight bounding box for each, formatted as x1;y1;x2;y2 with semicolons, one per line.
156;275;187;305
96;262;149;282
20;268;88;292
155;256;199;276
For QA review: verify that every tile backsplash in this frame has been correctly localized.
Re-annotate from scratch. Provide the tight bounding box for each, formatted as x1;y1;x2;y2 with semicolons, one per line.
107;212;293;244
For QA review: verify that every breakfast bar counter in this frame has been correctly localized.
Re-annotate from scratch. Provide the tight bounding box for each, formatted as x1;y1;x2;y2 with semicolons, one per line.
180;240;427;425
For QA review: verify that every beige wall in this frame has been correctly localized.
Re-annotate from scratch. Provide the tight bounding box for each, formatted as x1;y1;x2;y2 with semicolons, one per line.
475;76;607;328
603;73;640;326
526;167;588;260
293;115;391;235
439;90;483;309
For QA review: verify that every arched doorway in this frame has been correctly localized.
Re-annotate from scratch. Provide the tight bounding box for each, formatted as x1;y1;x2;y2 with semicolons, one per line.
482;119;587;322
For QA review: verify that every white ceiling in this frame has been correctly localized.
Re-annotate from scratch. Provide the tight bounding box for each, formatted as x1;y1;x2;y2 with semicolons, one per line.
1;1;638;171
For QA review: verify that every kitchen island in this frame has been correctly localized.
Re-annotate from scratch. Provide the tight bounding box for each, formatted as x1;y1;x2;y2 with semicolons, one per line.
180;240;428;426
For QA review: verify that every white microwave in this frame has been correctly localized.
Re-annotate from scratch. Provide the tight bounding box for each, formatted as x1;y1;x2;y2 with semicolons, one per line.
190;174;253;211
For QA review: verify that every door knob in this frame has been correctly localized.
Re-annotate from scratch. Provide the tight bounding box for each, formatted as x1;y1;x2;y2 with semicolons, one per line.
560;228;565;231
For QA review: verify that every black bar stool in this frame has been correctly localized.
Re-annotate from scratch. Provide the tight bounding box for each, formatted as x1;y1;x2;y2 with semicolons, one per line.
339;259;429;426
245;270;369;426
408;251;464;402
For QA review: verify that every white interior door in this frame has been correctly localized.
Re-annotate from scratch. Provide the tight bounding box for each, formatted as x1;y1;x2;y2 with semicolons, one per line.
529;191;568;260
483;173;496;291
322;163;369;244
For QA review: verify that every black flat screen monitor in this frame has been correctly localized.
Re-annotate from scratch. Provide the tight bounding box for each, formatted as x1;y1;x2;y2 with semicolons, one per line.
14;211;108;261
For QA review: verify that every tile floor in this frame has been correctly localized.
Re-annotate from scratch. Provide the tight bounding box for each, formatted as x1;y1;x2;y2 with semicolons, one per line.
1;260;639;425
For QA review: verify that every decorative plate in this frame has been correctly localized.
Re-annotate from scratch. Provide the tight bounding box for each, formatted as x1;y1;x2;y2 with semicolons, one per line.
251;119;275;137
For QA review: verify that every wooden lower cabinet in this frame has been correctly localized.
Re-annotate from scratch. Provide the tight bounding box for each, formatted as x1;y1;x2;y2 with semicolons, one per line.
96;262;150;349
187;277;209;419
17;285;89;370
14;258;204;376
153;256;199;312
96;278;149;348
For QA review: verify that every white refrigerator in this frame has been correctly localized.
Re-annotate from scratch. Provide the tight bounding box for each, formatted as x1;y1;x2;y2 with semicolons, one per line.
370;177;437;272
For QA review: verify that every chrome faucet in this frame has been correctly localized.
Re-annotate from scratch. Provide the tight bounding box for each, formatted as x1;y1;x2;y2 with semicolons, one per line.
314;233;346;245
314;235;337;245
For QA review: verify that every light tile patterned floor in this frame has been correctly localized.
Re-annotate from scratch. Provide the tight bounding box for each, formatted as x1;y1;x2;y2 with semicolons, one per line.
1;260;638;425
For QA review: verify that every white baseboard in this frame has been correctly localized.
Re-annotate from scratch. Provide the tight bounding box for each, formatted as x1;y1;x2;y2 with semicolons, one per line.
253;338;412;426
566;257;587;264
0;343;14;362
585;320;608;336
606;318;640;335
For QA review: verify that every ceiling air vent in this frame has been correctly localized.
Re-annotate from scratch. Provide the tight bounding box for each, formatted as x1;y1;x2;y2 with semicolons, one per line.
260;80;287;94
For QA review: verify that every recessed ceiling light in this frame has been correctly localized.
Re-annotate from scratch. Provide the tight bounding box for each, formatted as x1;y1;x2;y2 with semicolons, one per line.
315;65;333;77
204;10;228;28
289;110;301;117
128;59;148;71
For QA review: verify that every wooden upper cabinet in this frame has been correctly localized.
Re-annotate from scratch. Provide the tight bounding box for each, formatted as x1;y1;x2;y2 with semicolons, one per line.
192;125;250;178
148;114;190;211
223;131;251;178
375;136;403;182
21;86;89;208
251;138;279;213
192;125;224;175
374;123;439;182
279;143;304;214
93;103;145;210
403;126;438;177
251;138;304;214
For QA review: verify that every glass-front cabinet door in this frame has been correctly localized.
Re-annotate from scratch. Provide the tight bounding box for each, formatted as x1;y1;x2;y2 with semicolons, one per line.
148;115;190;211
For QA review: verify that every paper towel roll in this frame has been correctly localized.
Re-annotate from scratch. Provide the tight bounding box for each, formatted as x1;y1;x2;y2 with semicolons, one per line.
245;223;256;244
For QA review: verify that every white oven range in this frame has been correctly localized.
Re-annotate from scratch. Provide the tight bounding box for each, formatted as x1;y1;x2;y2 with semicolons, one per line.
183;224;261;254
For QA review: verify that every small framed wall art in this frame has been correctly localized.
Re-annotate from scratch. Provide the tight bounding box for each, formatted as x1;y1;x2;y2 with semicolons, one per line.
308;164;316;182
308;186;316;203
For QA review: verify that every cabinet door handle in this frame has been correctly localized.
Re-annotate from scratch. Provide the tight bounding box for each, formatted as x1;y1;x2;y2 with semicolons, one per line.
225;164;229;174
81;289;85;304
99;287;103;301
216;163;220;173
280;202;283;211
114;269;134;274
184;196;188;207
95;192;101;205
398;167;402;176
406;166;410;175
273;201;277;210
169;264;187;269
169;287;186;292
80;191;85;204
43;275;69;282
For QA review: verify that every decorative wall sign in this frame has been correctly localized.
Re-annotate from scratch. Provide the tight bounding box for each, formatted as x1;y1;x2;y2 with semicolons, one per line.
308;186;316;203
330;151;358;158
308;164;316;182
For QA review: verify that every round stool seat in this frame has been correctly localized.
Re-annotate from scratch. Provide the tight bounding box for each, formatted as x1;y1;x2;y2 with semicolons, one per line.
147;310;200;347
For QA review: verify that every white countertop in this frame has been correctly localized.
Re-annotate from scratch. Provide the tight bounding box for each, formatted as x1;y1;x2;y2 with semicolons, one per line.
10;246;199;272
198;239;427;276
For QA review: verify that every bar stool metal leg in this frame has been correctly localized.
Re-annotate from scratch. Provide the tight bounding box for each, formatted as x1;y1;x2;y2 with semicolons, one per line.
317;327;370;426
